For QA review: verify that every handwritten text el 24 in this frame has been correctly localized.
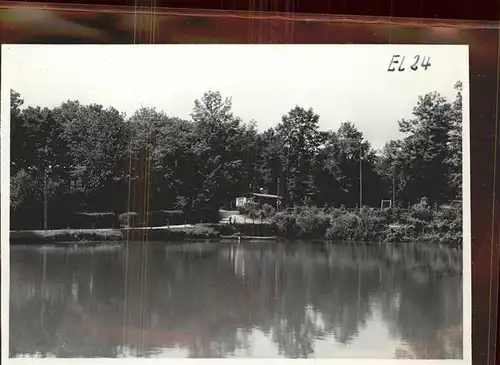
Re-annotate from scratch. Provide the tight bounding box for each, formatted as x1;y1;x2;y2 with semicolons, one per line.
387;55;431;72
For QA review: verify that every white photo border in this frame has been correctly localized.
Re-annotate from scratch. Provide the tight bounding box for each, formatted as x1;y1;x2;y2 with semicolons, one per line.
1;44;471;365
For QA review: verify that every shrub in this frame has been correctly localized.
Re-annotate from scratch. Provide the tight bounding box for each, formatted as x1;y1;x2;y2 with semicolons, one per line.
382;207;409;224
261;203;276;218
325;221;345;241
382;224;411;243
71;212;119;229
268;200;463;246
128;225;219;241
271;206;329;238
358;210;387;240
326;213;359;240
271;212;299;237
296;208;330;238
410;204;434;222
10;229;124;245
70;230;123;242
325;208;387;241
238;201;260;216
424;204;462;245
147;210;185;226
329;207;346;220
248;209;260;220
181;226;218;239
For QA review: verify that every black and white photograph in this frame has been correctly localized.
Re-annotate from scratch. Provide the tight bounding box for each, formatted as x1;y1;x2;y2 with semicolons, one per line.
1;44;470;361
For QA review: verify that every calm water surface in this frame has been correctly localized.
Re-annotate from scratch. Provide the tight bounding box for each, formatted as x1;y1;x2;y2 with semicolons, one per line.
10;241;463;359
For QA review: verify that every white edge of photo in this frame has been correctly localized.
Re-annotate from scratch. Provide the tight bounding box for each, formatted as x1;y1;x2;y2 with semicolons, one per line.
1;43;471;365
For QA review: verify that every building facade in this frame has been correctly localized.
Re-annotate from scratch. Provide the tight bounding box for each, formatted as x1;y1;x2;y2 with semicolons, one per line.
235;193;283;209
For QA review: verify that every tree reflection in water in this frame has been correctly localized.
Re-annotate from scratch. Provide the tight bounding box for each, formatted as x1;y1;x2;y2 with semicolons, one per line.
10;241;463;359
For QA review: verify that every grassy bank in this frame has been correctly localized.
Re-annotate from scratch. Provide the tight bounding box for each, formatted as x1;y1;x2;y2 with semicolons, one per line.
10;226;219;245
10;229;124;245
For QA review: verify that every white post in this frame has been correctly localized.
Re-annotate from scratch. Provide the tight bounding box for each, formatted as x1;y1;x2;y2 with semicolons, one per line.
359;145;363;211
43;167;49;230
392;167;396;208
276;177;280;212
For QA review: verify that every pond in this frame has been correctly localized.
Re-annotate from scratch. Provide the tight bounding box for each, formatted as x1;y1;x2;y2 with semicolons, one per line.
9;240;463;359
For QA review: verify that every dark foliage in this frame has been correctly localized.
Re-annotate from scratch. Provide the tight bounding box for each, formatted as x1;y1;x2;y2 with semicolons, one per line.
10;85;463;246
147;210;185;226
70;212;119;229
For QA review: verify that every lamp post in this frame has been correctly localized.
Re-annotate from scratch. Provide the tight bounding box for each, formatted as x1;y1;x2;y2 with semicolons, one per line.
43;164;52;230
392;166;396;208
276;177;280;212
359;145;363;211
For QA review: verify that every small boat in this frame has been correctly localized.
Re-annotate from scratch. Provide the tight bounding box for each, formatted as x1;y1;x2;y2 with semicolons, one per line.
220;235;239;240
220;234;277;241
241;236;277;241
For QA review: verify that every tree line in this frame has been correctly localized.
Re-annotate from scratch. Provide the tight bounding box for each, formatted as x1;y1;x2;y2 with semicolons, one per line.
10;82;462;230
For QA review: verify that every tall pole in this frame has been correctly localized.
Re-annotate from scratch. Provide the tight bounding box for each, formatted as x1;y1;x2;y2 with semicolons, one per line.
276;177;280;212
359;145;363;211
392;169;396;208
43;167;48;230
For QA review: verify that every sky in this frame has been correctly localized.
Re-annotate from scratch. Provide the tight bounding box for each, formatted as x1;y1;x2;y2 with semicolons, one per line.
2;44;468;150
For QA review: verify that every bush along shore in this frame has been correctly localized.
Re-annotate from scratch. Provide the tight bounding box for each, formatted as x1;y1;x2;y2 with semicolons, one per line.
269;201;462;246
10;199;462;247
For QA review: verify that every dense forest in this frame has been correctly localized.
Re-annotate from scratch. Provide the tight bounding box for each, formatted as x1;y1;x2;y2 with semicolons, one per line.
10;82;462;234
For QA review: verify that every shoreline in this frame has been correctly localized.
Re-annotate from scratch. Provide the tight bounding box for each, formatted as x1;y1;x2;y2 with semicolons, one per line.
9;226;218;246
9;225;462;248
